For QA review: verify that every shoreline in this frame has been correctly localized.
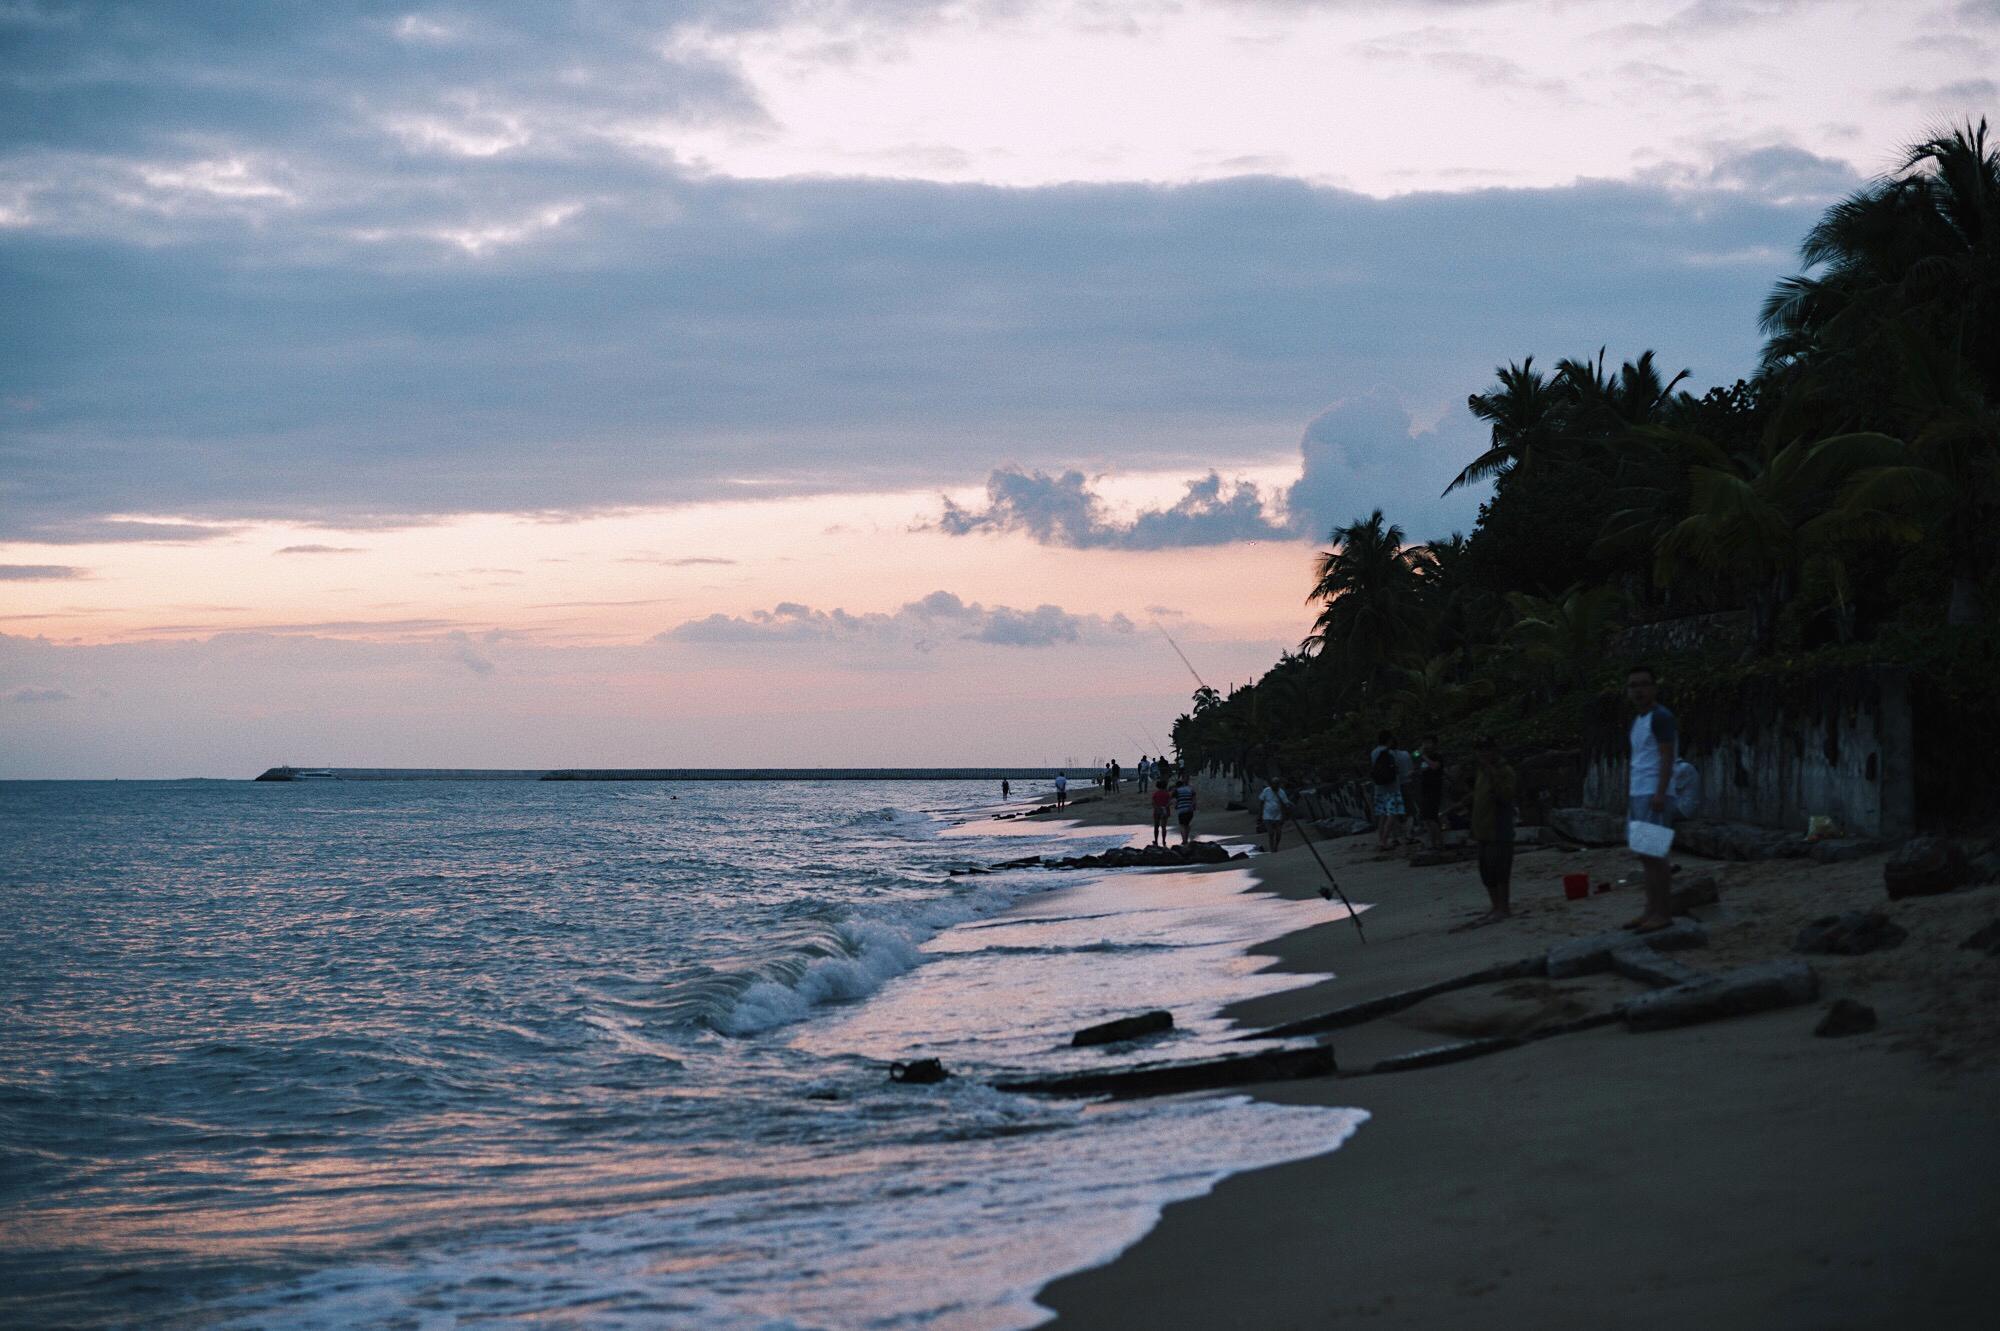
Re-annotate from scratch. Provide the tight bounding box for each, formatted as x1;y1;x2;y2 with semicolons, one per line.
1029;786;2000;1329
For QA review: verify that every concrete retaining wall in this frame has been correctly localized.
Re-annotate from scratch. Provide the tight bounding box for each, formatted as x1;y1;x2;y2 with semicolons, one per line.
1580;666;1914;839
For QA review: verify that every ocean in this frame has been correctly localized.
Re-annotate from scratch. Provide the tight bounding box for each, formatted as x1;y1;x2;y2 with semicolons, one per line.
0;779;1365;1329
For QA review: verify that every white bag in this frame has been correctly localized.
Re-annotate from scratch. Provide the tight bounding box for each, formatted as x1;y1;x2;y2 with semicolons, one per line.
1669;759;1701;818
1627;819;1675;859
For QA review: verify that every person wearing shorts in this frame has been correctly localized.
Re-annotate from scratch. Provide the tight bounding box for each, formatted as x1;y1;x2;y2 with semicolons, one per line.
1258;779;1290;852
1623;664;1680;934
1369;731;1405;848
1173;779;1197;845
1150;779;1172;846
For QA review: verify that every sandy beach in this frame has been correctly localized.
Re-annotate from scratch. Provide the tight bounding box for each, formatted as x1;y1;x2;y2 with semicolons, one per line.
1031;785;2000;1329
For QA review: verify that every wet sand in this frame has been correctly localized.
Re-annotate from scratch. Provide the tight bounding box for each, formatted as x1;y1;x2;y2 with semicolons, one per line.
1032;786;2000;1329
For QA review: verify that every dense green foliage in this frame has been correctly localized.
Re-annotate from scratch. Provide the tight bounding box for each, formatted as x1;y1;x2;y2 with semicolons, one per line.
1172;121;2000;791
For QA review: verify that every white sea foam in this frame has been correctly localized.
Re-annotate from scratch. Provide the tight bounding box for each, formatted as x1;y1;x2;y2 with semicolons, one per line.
718;923;927;1035
10;778;1366;1331
214;1094;1369;1331
845;805;943;839
713;875;1064;1036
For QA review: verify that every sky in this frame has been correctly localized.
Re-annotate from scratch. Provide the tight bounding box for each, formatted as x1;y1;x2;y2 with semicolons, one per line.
2;0;1993;776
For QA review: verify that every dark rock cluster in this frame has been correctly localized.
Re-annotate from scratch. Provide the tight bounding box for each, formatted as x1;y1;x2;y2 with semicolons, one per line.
950;841;1244;877
1675;821;1811;861
1669;874;1720;914
1073;1010;1174;1047
1046;841;1240;871
995;1046;1334;1099
1794;910;1908;956
1883;836;1971;899
1961;920;2000;957
1620;959;1819;1032
1814;999;1878;1038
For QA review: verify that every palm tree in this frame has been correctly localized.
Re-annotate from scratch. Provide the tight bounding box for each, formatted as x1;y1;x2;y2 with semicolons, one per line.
1505;584;1625;688
1445;357;1563;494
1651;423;1888;646
1807;328;2000;623
1388;652;1488;733
1303;510;1434;687
1414;532;1499;655
1593;423;1724;601
1762;119;2000;399
1558;348;1692;439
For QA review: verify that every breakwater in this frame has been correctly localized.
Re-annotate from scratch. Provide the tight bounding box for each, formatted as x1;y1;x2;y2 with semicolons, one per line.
254;766;1094;782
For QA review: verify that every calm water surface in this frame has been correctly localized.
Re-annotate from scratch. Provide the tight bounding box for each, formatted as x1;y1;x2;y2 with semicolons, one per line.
0;780;1363;1329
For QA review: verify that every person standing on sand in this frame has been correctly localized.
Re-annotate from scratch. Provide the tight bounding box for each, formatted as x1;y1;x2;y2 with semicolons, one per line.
1053;772;1068;810
1258;778;1290;852
1395;743;1418;845
1417;738;1447;851
1173;776;1197;845
1458;737;1517;927
1369;731;1405;849
1150;778;1172;846
1623;664;1680;933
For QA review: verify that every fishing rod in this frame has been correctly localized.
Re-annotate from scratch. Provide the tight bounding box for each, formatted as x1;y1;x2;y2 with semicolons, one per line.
1282;802;1366;944
1153;622;1209;693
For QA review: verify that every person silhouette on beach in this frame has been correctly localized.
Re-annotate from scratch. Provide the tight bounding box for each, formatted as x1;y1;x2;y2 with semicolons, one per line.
1417;737;1446;851
1455;736;1517;928
1150;778;1172;846
1623;664;1680;934
1173;776;1197;845
1258;778;1290;852
1053;772;1068;810
1001;778;1010;800
1369;731;1406;849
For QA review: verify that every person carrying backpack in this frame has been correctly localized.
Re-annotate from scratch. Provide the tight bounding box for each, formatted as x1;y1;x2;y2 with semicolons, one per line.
1369;730;1405;849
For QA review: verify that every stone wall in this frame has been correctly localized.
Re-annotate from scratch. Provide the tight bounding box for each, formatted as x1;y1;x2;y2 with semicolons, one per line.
1612;610;1753;660
1579;665;1914;839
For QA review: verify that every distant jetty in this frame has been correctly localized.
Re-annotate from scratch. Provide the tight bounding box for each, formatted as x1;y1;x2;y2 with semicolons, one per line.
253;766;1091;782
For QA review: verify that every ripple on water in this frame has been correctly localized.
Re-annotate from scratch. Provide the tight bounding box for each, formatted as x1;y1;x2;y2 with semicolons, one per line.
0;779;1366;1330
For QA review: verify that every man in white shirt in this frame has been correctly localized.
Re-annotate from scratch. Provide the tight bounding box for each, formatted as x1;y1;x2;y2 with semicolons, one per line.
1623;664;1680;934
1053;772;1068;810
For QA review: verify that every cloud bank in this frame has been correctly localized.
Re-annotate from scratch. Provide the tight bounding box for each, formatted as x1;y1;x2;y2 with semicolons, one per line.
661;591;1134;649
936;470;1291;548
12;0;1972;550
0;564;89;581
932;387;1488;550
3;0;1862;547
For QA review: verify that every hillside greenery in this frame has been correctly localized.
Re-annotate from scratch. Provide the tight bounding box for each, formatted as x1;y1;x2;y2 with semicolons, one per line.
1171;119;2000;815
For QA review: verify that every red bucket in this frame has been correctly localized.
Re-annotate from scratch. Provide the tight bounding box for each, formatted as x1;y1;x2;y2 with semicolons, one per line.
1562;873;1590;901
